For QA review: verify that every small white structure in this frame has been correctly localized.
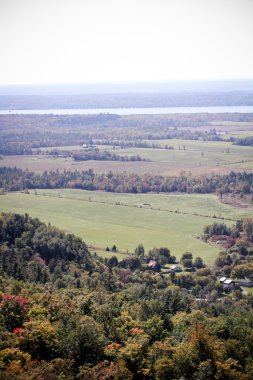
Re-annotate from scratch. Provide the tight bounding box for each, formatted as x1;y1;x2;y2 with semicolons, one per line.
82;144;97;150
170;264;182;272
223;279;235;291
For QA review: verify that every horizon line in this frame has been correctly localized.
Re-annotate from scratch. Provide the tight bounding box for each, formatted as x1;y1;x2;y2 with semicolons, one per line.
1;78;253;88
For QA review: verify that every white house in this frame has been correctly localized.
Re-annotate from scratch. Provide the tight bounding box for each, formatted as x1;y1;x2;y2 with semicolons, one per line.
223;279;235;291
170;264;182;272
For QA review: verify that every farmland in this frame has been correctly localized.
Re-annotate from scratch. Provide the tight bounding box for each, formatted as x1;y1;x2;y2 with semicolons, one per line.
1;136;253;176
0;189;251;265
1;112;253;264
1;112;253;177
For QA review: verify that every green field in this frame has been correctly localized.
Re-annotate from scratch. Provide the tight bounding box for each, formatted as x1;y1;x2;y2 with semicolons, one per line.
114;139;253;167
2;137;253;176
0;189;251;265
40;139;253;168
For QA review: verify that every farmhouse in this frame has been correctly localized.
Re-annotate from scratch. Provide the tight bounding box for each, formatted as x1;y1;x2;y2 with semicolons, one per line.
170;264;182;272
223;279;235;291
219;277;235;291
148;260;158;270
82;143;97;150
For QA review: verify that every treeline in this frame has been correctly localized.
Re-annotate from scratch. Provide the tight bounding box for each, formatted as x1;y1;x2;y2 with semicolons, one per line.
46;148;146;162
234;136;253;146
72;150;146;162
94;128;224;149
94;140;174;149
1;90;253;109
0;143;33;155
1;213;253;379
0;167;252;195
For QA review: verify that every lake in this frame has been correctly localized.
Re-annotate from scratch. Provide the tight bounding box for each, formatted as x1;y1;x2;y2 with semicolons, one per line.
1;105;253;115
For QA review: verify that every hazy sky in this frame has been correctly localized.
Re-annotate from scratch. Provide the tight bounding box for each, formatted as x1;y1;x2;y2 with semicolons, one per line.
0;0;253;85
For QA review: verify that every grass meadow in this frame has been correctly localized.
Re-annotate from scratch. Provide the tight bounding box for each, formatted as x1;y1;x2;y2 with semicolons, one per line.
2;137;253;176
0;189;251;265
1;120;252;265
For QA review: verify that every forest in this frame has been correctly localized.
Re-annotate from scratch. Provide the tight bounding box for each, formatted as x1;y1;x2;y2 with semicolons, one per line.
1;90;253;110
1;212;253;379
0;167;252;196
234;137;253;146
1;113;252;155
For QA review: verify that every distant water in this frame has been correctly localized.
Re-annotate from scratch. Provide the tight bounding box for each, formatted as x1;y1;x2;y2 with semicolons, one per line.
1;106;253;115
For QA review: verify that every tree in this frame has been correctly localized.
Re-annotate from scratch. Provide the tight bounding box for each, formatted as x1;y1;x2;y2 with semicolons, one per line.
194;359;216;380
188;322;216;364
111;245;117;252
176;273;195;289
154;357;174;379
242;218;253;241
181;252;193;261
118;329;149;374
173;342;197;379
0;294;29;332
19;320;60;360
194;257;205;269
231;263;253;279
135;244;145;257
79;360;133;380
161;286;190;315
142;315;168;342
108;255;119;268
203;222;231;237
95;299;122;338
0;348;31;374
119;257;141;271
181;252;194;269
148;247;174;265
182;258;194;269
57;315;105;366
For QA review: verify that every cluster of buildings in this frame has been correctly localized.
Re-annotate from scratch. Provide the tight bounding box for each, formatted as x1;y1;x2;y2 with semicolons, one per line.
148;261;182;272
220;277;253;291
82;143;97;150
148;260;253;293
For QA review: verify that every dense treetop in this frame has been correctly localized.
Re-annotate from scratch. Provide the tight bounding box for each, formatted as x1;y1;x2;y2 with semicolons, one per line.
1;213;253;378
0;167;252;196
0;212;94;284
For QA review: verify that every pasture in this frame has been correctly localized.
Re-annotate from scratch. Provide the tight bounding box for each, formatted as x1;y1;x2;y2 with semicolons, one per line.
1;136;253;176
0;189;251;265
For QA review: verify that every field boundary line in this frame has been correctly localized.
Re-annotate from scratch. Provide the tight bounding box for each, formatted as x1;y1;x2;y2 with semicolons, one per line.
26;190;236;222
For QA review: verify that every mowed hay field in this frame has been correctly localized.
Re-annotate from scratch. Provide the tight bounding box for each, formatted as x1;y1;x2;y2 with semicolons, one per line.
0;189;251;265
2;137;253;176
0;155;170;175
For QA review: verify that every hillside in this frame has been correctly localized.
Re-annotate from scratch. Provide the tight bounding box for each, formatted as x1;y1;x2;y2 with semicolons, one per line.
1;212;253;379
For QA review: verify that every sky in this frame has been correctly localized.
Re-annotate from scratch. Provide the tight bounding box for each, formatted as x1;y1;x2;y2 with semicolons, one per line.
0;0;253;85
